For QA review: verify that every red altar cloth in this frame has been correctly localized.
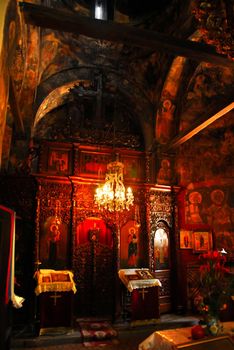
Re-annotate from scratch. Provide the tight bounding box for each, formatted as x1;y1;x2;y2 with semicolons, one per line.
118;269;161;324
34;269;76;330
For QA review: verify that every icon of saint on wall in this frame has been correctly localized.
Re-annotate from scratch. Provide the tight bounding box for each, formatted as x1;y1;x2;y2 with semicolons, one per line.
40;216;68;269
154;228;169;270
128;227;138;267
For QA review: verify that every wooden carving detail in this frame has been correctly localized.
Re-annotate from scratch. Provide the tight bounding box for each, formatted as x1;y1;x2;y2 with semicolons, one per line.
37;180;72;224
36;179;72;269
186;264;200;311
146;188;173;312
156;269;172;313
145;152;152;183
158;274;170;297
71;182;140;249
73;241;116;317
72;183;97;213
147;189;172;268
148;190;173;229
73;243;93;315
92;243;116;315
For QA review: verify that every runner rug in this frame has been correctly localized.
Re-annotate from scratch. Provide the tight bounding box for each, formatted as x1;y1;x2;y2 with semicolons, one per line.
79;321;118;347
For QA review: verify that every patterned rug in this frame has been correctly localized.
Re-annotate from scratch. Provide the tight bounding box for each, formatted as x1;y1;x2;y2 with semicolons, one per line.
79;321;118;347
39;327;74;336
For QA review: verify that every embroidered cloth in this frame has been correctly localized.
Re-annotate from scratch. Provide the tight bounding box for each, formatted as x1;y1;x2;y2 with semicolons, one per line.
118;268;161;292
34;269;77;295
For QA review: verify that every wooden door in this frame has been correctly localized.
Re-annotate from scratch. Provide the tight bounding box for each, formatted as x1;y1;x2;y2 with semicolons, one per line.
153;221;172;313
73;218;116;318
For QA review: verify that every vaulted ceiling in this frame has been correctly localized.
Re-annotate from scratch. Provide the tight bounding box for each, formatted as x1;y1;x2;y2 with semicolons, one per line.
4;0;234;155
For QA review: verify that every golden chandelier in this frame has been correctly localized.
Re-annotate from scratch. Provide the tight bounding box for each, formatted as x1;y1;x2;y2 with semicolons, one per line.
94;160;134;212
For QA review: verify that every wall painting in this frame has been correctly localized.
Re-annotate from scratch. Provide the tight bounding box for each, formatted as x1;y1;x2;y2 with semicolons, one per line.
120;220;140;268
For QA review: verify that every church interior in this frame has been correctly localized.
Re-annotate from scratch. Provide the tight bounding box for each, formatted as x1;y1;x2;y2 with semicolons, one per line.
0;0;234;349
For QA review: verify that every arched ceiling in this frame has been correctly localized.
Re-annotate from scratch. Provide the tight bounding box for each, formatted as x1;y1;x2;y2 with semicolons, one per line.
6;0;234;152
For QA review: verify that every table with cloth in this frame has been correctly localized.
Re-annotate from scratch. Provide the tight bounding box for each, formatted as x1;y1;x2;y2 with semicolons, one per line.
34;269;77;330
139;322;234;350
118;269;161;324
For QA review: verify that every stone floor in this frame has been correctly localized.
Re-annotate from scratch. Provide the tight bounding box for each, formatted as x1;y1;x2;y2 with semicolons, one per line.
11;314;199;350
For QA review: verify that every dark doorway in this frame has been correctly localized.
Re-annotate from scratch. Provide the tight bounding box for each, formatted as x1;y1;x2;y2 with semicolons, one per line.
73;218;116;318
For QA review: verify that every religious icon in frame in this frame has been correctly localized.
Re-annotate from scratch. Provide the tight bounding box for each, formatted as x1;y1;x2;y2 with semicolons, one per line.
40;216;69;269
154;227;169;270
135;269;154;280
47;149;70;175
180;230;193;249
120;220;140;268
78;150;111;178
120;154;145;182
193;231;212;253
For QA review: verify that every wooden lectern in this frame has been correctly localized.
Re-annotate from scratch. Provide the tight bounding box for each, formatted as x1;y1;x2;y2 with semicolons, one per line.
34;269;76;331
118;269;161;324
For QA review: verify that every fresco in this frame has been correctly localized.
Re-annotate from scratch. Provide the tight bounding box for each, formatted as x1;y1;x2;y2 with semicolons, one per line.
182;185;234;254
0;0;21;167
177;110;234;256
180;64;234;131
157;158;172;185
18;26;40;120
0;65;8;166
176;117;234;185
155;56;186;144
1;122;12;170
156;98;175;144
120;220;141;268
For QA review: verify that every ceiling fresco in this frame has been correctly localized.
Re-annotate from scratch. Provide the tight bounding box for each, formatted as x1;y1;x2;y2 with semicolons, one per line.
1;0;234;166
175;106;234;180
1;0;233;259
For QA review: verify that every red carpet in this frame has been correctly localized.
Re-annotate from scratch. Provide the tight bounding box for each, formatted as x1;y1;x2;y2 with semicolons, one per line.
79;321;118;347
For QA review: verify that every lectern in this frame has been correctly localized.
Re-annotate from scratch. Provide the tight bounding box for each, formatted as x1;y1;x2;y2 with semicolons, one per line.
34;269;76;331
118;269;161;324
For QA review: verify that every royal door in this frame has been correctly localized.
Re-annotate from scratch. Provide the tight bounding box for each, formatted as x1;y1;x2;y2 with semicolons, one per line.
73;217;117;318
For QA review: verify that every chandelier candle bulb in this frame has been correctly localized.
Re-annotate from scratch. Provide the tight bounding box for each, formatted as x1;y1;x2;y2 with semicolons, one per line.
94;160;134;212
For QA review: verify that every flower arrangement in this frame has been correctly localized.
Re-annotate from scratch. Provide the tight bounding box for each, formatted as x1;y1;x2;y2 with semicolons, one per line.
195;250;230;318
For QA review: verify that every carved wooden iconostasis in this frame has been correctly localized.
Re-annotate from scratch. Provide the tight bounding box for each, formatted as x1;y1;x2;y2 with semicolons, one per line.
73;215;116;317
36;178;72;270
35;140;148;319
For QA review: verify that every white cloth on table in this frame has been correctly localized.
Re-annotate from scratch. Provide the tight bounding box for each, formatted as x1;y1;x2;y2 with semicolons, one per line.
118;268;161;292
34;269;77;295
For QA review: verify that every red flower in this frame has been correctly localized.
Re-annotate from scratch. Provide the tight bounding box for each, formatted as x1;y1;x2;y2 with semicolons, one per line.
197;250;231;317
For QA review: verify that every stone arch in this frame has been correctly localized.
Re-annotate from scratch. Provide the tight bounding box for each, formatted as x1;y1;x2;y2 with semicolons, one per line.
32;67;153;150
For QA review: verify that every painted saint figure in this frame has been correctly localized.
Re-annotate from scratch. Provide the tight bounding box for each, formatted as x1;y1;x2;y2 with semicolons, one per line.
184;233;189;247
154;228;169;270
48;217;61;266
156;99;175;144
157;159;172;184
200;234;204;248
88;222;101;242
128;227;138;267
186;191;203;224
